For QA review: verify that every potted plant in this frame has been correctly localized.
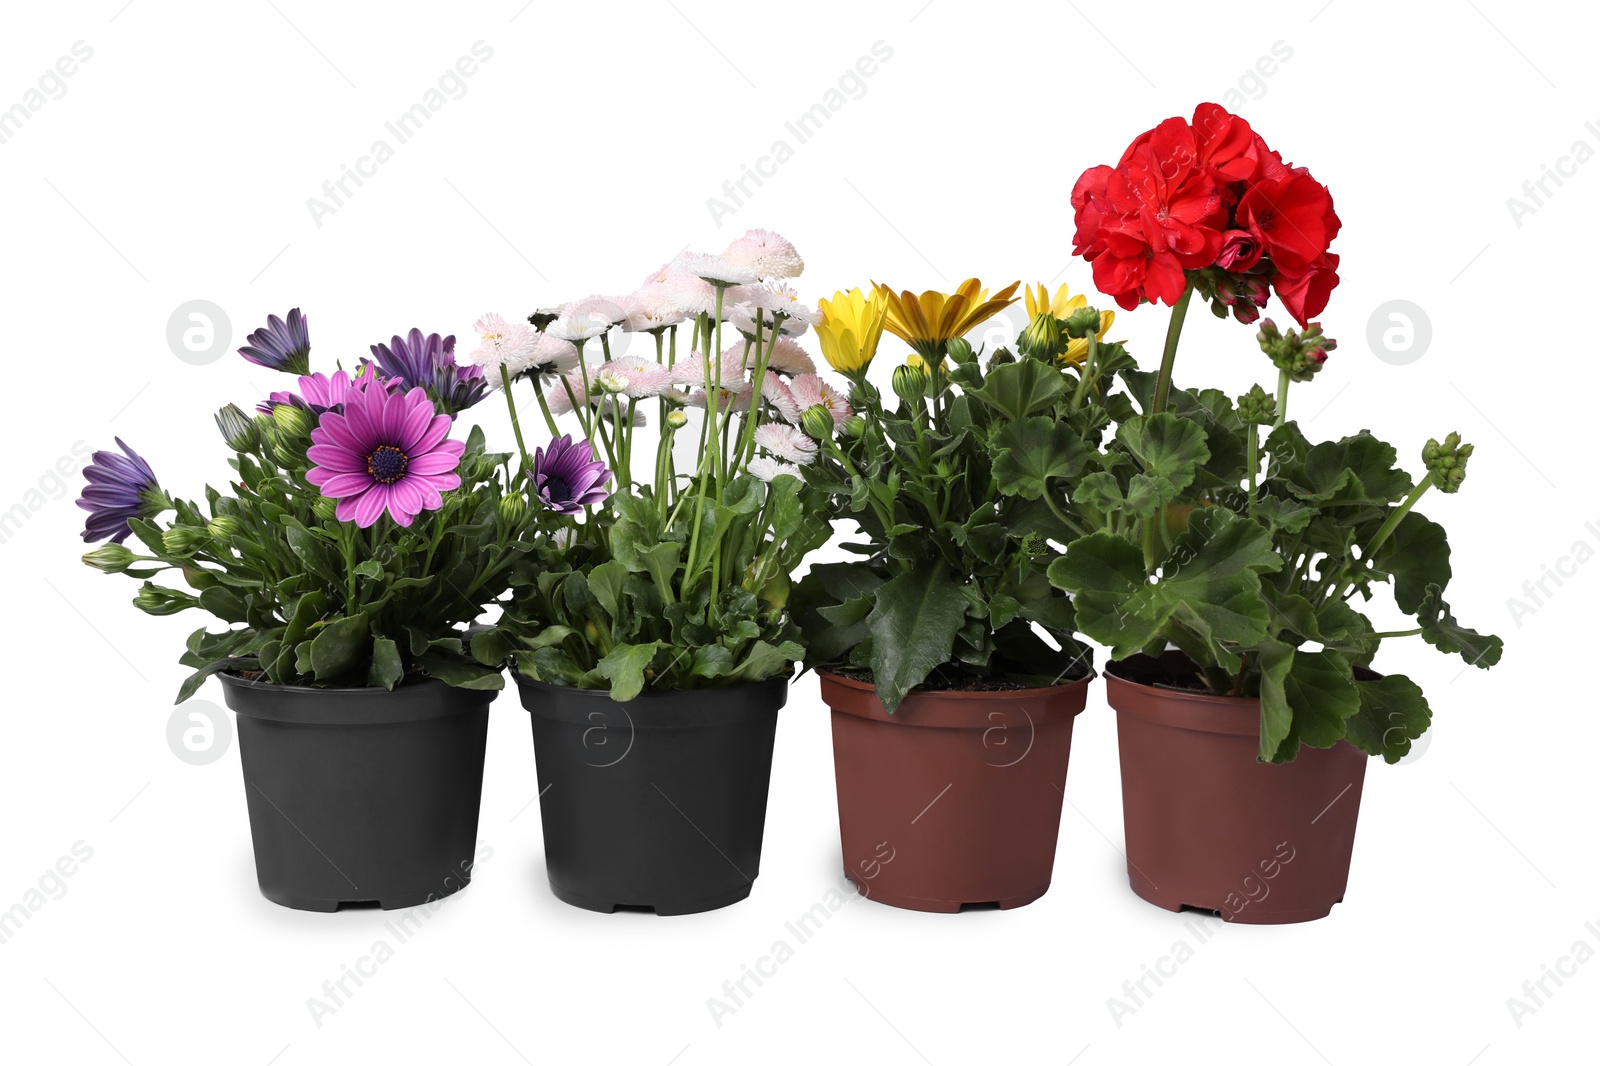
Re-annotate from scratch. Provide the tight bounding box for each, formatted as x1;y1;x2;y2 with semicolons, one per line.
1049;104;1504;922
76;309;593;911
476;230;839;914
791;277;1130;912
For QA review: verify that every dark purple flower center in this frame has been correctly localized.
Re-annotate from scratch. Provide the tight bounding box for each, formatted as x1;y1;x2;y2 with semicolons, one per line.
541;474;572;503
367;445;409;484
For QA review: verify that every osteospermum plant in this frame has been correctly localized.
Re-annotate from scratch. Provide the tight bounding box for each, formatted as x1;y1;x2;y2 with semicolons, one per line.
79;308;604;700
473;229;842;700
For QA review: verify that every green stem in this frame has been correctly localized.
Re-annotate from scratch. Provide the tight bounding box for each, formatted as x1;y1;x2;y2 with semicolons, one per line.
1246;424;1259;515
499;366;532;476
1274;368;1291;429
1361;480;1431;562
1151;283;1194;415
1372;628;1423;639
1069;333;1098;412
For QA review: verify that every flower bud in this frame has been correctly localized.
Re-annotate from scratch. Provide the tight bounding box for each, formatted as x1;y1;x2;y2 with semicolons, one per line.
82;543;136;573
272;402;311;438
665;409;689;430
215;403;258;451
1019;312;1065;361
313;495;339;523
207;515;240;542
1063;305;1102;339
935;458;956;479
800;404;836;441
891;362;928;404
163;526;209;556
1422;432;1474;494
597;367;628;394
945;337;975;364
1258;319;1333;382
1236;384;1277;426
841;415;866;440
134;582;198;616
498;492;528;525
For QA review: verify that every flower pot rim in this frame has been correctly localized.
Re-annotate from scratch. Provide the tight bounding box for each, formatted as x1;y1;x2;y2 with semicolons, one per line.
218;668;497;725
1104;652;1379;739
511;670;790;728
819;669;1093;729
510;671;791;702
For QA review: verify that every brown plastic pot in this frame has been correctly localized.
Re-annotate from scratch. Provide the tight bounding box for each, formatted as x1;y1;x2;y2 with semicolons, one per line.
1105;652;1369;925
820;671;1091;913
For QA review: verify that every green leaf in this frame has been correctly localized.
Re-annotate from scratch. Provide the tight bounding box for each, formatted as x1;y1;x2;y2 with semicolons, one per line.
470;627;516;668
989;417;1087;499
175;658;236;704
1345;674;1431;763
1259;647;1360;763
864;565;973;711
690;645;735;680
354;559;385;580
1415;584;1503;668
588;560;631;624
596;642;661;701
197;585;249;624
971;359;1067;420
1375;511;1451;614
1254;496;1313;535
1117;414;1211;498
368;636;403;690
418;653;505;690
731;640;801;683
309;613;369;682
1047;533;1147;651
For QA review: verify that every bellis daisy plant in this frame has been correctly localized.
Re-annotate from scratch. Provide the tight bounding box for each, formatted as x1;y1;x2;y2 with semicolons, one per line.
475;229;842;701
78;307;602;700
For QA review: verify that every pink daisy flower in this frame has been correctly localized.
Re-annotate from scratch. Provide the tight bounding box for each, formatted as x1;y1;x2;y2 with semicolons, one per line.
754;422;818;465
790;373;852;426
305;383;464;528
722;229;805;278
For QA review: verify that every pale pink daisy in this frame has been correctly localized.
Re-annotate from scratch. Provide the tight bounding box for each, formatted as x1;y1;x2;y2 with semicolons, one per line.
763;337;816;376
561;295;630;325
722;229;804;278
755;422;818;465
546;313;612;343
758;371;801;424
663;266;720;317
601;356;674;399
546;369;597;414
791;373;852;426
671;348;748;390
676;251;759;287
467;313;537;375
620;289;687;333
747;456;803;482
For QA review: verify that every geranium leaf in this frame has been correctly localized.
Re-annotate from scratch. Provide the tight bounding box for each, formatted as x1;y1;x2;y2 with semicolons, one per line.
864;564;970;711
1345;674;1431;764
971;359;1068;420
1415;583;1503;668
989;416;1087;500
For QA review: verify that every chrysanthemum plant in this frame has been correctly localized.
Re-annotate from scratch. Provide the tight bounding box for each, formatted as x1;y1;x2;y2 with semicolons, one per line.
79;311;592;700
792;279;1131;711
474;230;840;700
1047;102;1503;763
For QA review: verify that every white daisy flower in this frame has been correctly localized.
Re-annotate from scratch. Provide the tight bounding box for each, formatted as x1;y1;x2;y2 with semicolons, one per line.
722;229;804;279
763;337;817;376
528;331;582;373
620;289;687;333
728;302;809;339
747;456;803;482
755;422;818;465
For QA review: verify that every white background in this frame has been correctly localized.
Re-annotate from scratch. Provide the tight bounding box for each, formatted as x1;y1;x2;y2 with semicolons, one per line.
0;1;1592;1063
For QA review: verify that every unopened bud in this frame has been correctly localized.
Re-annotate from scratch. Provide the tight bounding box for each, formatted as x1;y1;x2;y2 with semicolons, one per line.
271;402;311;438
215;404;257;451
313;495;339;523
163;526;209;556
945;337;974;364
82;543;136;573
498;493;528;525
1236;384;1277;426
801;404;836;441
666;409;689;430
891;362;928;404
1422;432;1474;494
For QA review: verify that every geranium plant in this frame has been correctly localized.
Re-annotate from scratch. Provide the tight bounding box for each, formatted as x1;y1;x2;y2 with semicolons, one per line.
793;278;1133;710
475;230;841;699
1048;103;1503;762
79;310;599;700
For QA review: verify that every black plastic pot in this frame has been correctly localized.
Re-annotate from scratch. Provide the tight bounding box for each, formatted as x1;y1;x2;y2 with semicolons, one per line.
512;674;786;915
219;673;493;912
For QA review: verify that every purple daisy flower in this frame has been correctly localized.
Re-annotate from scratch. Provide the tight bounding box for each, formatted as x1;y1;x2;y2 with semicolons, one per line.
305;381;465;528
529;434;612;515
239;308;311;375
255;366;401;415
77;438;170;543
365;328;488;415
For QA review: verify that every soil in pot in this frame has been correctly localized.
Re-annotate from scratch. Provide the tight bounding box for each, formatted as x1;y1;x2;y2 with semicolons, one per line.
1105;651;1369;925
513;675;786;916
219;673;493;913
820;671;1092;913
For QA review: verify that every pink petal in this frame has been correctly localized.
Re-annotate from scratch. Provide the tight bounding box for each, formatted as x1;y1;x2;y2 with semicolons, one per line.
345;391;382;447
306;444;363;472
318;472;378;497
413;472;461;494
335;490;367;523
314;412;365;452
397;395;434;451
411;414;455;456
381;388;411;442
353;485;389;528
415;482;444;510
389;478;425;515
408;451;460;476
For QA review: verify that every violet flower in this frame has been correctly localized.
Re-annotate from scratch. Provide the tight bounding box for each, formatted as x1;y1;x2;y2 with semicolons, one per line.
77;438;171;543
365;328;488;415
528;434;611;515
238;308;311;375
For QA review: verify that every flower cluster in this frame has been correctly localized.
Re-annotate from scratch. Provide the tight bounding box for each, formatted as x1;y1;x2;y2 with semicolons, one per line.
1072;102;1340;326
